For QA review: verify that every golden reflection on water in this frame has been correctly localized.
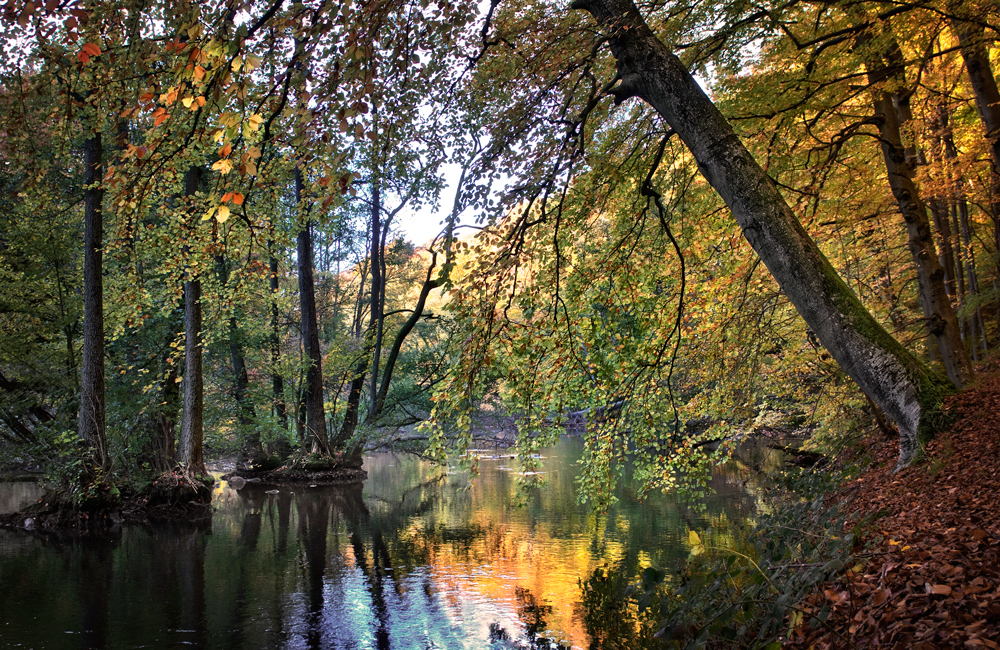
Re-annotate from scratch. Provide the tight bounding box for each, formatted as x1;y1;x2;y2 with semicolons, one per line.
0;437;760;650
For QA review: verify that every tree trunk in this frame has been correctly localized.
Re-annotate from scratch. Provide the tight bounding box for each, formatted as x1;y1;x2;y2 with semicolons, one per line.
369;253;440;421
852;26;972;387
295;167;329;455
77;133;109;473
939;108;990;355
230;316;260;456
268;240;287;429
571;0;953;467
952;19;1000;275
870;88;968;379
928;196;957;298
368;183;384;418
178;166;205;475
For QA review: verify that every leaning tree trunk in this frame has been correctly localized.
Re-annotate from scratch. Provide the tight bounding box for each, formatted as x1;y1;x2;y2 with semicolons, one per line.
295;167;330;455
570;0;953;467
78;133;109;473
178;166;206;476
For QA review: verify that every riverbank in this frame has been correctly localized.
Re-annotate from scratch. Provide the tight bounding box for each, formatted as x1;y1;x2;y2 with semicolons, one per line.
0;456;368;534
788;366;1000;649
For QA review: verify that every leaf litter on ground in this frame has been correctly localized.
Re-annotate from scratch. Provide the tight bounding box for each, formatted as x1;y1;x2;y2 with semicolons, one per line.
786;361;1000;649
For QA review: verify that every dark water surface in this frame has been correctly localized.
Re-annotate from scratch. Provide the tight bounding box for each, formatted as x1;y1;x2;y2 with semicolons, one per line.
0;437;758;649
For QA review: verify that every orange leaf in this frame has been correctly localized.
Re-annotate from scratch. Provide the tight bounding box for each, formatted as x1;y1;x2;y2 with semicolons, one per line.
154;112;168;126
76;51;90;64
221;192;233;203
81;42;101;56
232;193;244;206
219;143;232;158
871;589;889;606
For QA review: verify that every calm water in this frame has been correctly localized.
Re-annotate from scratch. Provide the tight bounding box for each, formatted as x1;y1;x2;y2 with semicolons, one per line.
0;437;758;649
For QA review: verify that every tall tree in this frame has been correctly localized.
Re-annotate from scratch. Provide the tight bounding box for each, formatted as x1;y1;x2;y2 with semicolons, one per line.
296;167;330;455
850;22;973;386
178;166;205;475
951;15;1000;285
78;131;109;473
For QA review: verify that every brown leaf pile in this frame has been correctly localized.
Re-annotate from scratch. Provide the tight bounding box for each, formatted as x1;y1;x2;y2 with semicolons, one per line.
787;366;1000;649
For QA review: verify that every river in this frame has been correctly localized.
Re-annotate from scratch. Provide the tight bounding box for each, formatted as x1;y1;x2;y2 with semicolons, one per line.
0;436;763;649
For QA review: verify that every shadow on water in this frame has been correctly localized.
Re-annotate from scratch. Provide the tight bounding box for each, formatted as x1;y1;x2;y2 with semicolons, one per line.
0;437;758;649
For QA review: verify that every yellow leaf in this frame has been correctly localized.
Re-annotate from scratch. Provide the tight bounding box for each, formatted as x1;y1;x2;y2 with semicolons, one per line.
212;159;233;175
245;160;257;176
231;57;243;73
688;530;702;546
201;206;216;221
193;65;205;81
247;113;264;131
216;205;231;222
245;55;261;72
181;96;194;108
247;146;261;159
213;130;225;144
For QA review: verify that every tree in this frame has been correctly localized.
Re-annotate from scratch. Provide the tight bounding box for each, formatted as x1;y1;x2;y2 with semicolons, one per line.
846;19;973;386
447;0;953;469
295;167;331;455
177;166;206;475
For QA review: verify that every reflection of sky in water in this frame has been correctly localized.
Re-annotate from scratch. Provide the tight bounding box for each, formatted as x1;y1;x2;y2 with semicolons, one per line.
0;436;760;649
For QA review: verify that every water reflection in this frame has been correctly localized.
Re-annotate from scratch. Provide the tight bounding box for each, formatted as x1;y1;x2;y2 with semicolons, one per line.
0;436;757;649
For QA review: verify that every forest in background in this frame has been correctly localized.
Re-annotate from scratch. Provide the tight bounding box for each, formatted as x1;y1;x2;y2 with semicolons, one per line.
0;0;998;511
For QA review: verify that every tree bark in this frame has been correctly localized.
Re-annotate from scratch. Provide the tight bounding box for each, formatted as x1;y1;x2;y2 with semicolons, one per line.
368;183;384;417
869;87;969;383
952;19;1000;269
178;166;205;475
296;167;330;455
571;0;952;467
938;107;990;355
852;26;972;387
268;240;287;429
230;315;260;455
77;133;109;473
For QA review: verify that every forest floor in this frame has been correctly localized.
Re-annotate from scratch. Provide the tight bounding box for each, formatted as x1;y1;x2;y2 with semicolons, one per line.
787;363;1000;649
